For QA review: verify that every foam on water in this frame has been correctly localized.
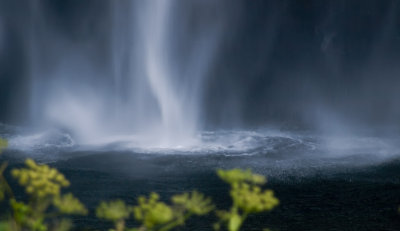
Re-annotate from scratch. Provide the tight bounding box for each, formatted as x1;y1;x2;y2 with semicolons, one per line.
1;123;399;168
2;129;74;155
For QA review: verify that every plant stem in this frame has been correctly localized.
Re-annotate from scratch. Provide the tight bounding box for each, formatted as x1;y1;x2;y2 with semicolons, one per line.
158;212;192;231
0;162;14;198
116;219;125;231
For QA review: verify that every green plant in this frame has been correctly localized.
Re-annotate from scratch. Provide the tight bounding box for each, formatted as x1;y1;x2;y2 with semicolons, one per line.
0;137;280;231
0;138;9;200
1;155;87;231
96;200;131;231
134;191;213;231
95;190;214;231
95;170;278;231
0;138;7;152
213;169;279;231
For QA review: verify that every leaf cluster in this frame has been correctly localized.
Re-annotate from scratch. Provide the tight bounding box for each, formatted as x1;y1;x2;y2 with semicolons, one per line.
11;159;70;198
0;138;7;152
95;191;213;231
0;138;9;201
0;138;280;231
1;156;87;231
214;169;279;231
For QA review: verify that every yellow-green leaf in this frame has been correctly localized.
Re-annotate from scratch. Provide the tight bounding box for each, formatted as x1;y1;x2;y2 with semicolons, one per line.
228;213;242;231
0;138;7;153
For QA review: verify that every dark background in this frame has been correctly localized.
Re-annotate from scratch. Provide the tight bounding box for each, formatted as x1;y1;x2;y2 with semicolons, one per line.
0;0;400;131
1;2;400;230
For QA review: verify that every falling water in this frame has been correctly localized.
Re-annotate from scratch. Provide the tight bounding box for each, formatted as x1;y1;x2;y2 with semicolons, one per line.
119;0;197;147
141;1;193;146
24;0;226;147
1;0;399;164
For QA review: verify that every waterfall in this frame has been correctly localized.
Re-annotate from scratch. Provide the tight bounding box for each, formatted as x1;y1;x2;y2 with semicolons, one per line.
25;0;226;147
141;1;192;145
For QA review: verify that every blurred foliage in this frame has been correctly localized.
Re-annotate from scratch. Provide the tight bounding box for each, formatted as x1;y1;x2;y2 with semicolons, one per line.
0;138;9;202
132;191;213;231
0;138;280;231
0;138;7;152
96;200;130;231
11;159;70;198
0;152;87;231
53;193;88;215
214;169;279;231
172;190;214;216
133;192;174;229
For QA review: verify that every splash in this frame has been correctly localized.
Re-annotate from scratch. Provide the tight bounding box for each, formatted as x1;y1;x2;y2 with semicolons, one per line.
26;1;225;147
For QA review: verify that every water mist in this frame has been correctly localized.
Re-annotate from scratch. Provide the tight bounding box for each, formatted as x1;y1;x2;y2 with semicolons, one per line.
26;0;226;148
